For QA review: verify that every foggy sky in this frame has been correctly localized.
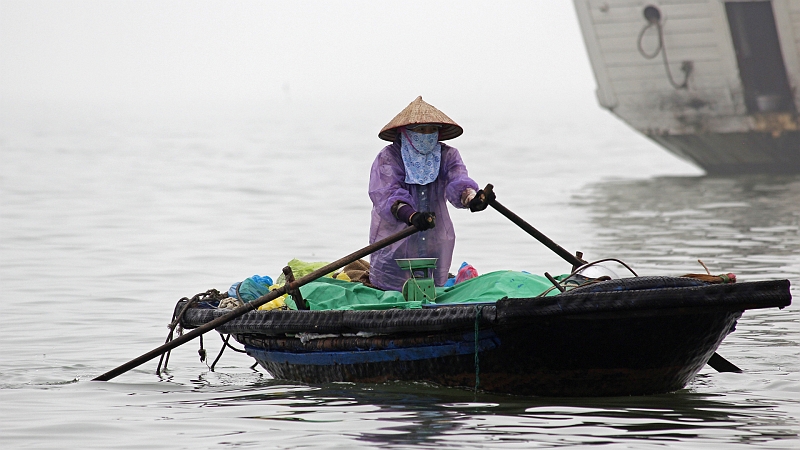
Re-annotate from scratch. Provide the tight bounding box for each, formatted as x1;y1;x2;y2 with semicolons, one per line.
0;1;597;112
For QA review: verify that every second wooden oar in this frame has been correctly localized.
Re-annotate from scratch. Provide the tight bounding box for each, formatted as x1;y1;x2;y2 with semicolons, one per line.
481;184;585;268
480;183;742;374
93;224;422;382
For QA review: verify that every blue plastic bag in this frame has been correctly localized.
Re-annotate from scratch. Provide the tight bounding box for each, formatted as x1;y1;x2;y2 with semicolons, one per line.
228;274;274;302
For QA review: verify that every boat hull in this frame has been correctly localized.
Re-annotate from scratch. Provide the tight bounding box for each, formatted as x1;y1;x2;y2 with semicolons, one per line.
649;130;800;175
240;308;740;396
179;277;791;396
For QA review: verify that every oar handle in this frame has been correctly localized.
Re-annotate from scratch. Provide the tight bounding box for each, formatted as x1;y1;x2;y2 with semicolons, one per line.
483;184;586;268
93;225;421;382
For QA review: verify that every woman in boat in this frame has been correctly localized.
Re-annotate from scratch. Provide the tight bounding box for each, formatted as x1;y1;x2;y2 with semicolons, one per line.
368;96;493;291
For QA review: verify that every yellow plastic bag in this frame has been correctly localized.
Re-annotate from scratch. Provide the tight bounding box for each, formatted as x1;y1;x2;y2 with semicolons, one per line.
258;297;287;311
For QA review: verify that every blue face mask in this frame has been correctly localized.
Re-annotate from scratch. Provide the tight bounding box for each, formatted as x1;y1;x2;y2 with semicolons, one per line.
399;128;441;185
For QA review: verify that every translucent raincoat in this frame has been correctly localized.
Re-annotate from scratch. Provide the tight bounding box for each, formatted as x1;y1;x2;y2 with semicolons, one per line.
368;141;478;291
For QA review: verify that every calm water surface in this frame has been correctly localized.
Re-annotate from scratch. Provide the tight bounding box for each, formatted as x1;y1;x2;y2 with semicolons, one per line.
1;103;798;448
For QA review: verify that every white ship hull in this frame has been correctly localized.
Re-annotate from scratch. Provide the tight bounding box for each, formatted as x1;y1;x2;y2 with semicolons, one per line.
574;0;800;174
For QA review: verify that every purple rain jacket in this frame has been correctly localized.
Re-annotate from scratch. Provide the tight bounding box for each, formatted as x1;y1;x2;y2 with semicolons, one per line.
368;141;479;291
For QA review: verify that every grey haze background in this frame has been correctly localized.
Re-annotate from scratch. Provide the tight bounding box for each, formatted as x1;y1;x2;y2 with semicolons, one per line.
1;0;698;166
2;1;594;108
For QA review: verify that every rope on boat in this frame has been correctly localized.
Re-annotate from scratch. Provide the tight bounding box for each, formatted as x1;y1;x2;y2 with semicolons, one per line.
209;335;225;370
199;334;206;362
209;333;247;372
536;258;640;297
224;335;247;353
535;258;735;298
157;288;227;375
636;10;692;90
473;304;484;394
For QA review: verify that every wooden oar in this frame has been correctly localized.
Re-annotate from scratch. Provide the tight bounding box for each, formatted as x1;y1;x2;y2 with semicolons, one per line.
93;224;422;382
480;184;742;374
481;184;585;269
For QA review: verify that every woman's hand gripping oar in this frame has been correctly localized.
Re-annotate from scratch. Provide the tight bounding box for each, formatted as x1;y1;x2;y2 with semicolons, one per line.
92;224;426;382
473;183;742;374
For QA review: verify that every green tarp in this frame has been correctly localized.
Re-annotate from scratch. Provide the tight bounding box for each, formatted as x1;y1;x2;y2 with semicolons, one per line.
289;270;563;311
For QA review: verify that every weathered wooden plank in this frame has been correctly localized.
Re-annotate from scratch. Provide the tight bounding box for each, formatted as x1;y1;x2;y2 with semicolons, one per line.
600;46;721;65
605;71;726;89
610;99;747;134
609;88;734;105
604;61;721;78
609;73;735;95
597;32;722;54
612;89;739;110
605;62;730;87
588;1;712;25
601;54;723;71
609;79;731;96
593;16;717;39
574;0;619;109
658;0;709;5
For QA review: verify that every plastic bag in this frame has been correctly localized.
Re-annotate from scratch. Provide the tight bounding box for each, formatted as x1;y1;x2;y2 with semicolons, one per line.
455;262;478;284
228;274;274;302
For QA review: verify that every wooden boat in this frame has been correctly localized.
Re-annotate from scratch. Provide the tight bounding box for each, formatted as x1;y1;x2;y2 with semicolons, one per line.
177;275;791;396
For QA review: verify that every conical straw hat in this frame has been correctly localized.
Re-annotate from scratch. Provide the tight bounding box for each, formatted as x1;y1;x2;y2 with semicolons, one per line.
379;96;463;142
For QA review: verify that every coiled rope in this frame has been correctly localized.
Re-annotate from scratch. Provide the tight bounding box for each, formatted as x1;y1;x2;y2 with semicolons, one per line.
636;11;692;90
157;288;228;375
537;258;639;297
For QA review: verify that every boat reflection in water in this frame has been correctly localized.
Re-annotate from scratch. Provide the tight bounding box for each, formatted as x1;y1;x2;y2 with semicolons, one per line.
573;174;800;278
179;380;799;447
